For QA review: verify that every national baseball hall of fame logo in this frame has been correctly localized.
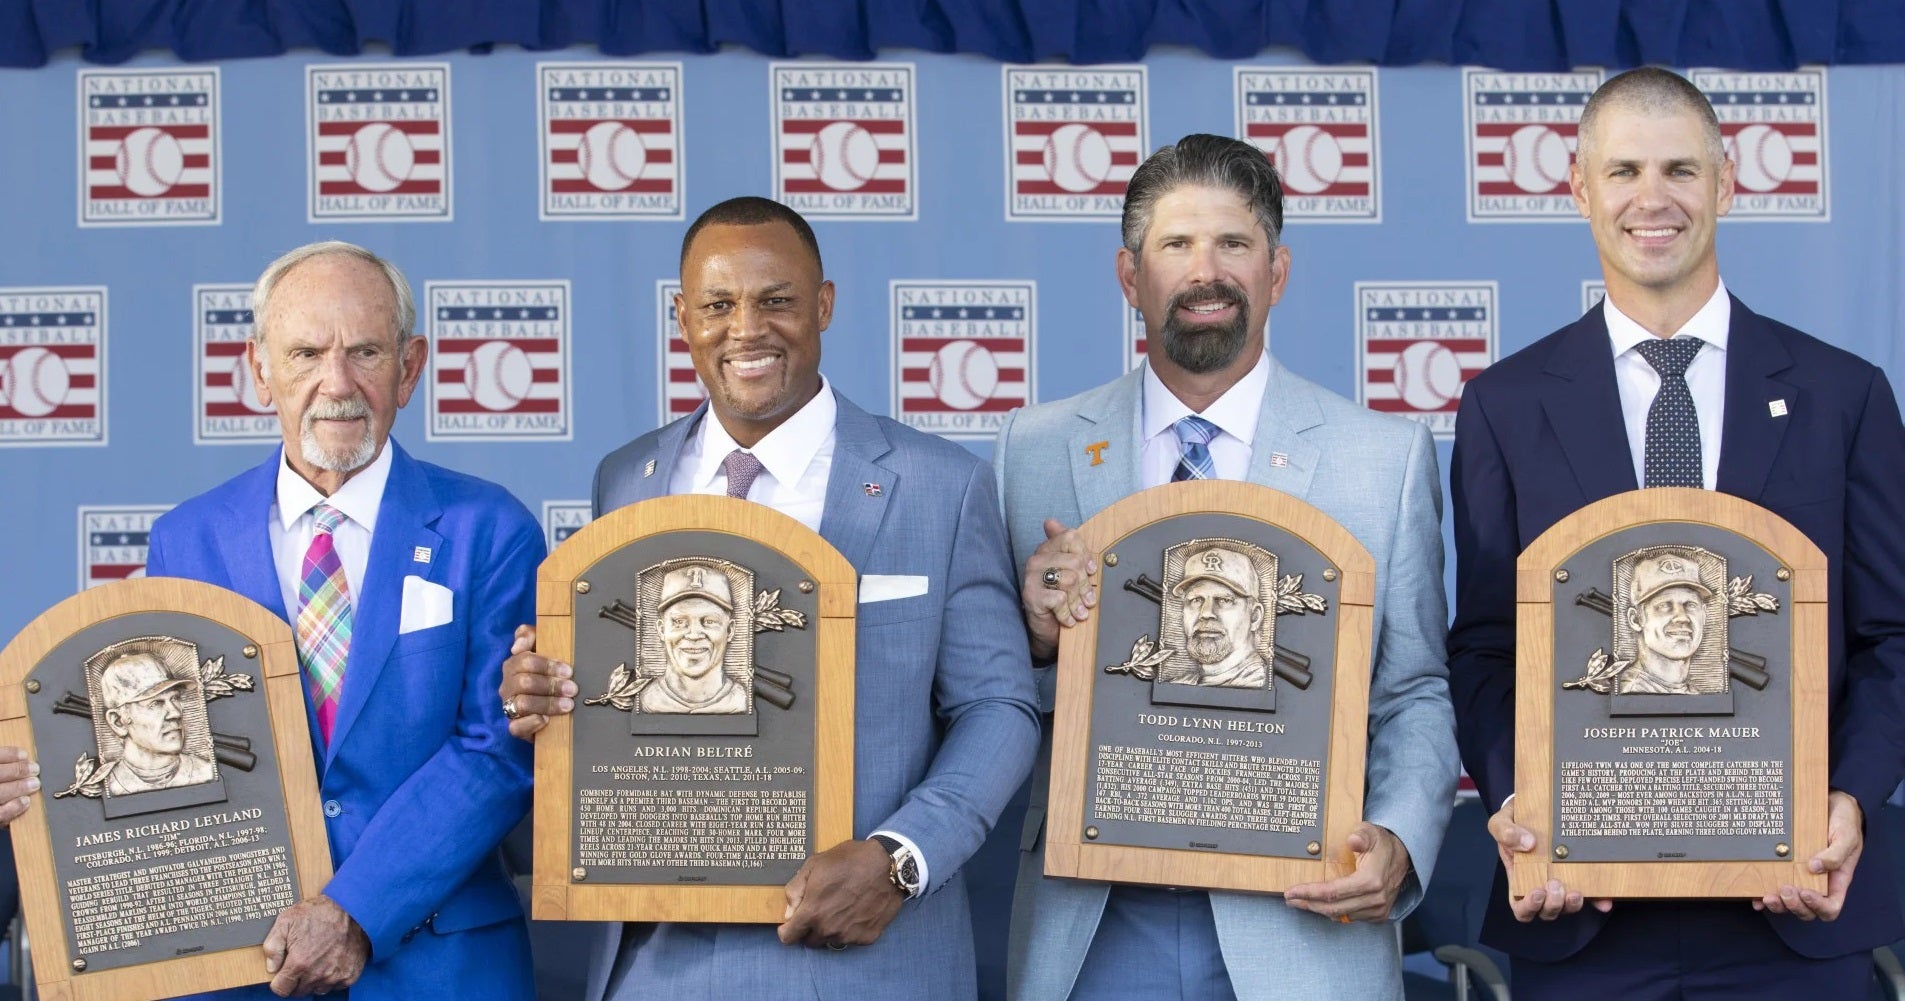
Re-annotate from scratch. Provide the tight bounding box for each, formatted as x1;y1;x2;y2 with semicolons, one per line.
541;501;592;553
79;506;170;591
1235;68;1378;221
1356;282;1498;439
0;287;106;446
772;64;916;220
426;281;572;441
656;280;707;426
193;284;275;444
892;282;1035;440
1463;69;1603;222
78;69;220;227
538;62;682;221
1003;67;1146;221
308;63;451;222
1692;69;1829;221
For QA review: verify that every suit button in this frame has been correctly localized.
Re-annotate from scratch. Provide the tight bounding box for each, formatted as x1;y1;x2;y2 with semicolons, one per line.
323;800;341;818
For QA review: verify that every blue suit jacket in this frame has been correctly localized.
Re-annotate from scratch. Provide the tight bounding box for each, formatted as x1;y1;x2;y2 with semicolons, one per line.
1449;297;1905;961
579;391;1041;1001
995;358;1459;1001
145;441;542;999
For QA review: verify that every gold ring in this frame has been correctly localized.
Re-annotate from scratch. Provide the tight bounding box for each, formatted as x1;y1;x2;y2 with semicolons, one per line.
1335;914;1352;924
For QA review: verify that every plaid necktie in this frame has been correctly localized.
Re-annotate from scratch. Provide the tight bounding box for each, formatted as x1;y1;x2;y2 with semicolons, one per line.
1171;415;1220;482
723;449;766;499
295;504;353;745
1635;337;1705;488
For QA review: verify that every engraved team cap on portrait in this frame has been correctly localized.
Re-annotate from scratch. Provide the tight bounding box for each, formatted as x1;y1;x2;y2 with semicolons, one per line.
98;654;193;711
656;563;734;614
1629;551;1714;607
1171;546;1259;599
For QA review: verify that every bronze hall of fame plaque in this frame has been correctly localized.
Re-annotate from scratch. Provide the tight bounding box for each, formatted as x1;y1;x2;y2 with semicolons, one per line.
0;578;331;1001
1513;488;1828;899
1047;481;1375;894
532;495;855;923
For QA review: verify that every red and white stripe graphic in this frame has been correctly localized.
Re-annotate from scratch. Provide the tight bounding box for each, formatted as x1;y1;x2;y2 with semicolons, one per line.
1011;120;1141;197
1244;121;1372;197
780;118;909;194
0;343;98;421
656;281;706;422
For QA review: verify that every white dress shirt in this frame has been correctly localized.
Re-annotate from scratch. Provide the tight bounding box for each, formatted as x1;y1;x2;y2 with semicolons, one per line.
1605;281;1731;490
269;442;392;617
1139;349;1270;488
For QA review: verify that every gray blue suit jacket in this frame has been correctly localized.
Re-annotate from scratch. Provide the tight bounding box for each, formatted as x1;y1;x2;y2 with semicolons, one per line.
995;358;1458;1001
580;390;1041;1001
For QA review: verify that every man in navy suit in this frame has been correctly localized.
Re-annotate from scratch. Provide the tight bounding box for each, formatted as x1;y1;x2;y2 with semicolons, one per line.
500;197;1040;1000
144;241;542;999
1449;67;1905;998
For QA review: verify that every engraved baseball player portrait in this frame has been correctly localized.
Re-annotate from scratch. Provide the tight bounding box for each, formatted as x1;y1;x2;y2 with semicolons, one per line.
86;637;220;796
1615;547;1727;696
638;559;755;715
1158;541;1277;692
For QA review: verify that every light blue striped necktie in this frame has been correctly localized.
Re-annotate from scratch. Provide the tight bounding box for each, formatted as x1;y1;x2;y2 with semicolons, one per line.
1171;415;1220;482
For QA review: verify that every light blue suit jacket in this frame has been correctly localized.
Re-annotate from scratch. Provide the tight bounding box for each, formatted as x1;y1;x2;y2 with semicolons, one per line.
995;358;1458;1001
580;391;1041;1001
143;441;543;999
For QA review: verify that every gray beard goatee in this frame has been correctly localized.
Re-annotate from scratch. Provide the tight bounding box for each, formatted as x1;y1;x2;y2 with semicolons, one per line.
300;396;377;473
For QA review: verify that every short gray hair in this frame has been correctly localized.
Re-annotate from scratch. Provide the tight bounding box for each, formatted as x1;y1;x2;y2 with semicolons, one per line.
1577;67;1726;168
250;240;416;347
1121;134;1284;261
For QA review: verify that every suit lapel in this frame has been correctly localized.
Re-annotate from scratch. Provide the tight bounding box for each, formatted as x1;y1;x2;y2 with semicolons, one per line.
1715;299;1796;501
1247;359;1322;498
608;407;701;512
817;393;895;571
1539;308;1639;501
326;443;444;764
1069;370;1143;522
219;450;291;621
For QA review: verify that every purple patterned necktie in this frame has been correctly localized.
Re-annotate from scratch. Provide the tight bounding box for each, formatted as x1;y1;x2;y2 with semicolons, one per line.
723;449;766;499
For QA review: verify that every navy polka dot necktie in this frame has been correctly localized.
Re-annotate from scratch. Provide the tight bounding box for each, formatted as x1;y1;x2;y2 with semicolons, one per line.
1635;336;1705;488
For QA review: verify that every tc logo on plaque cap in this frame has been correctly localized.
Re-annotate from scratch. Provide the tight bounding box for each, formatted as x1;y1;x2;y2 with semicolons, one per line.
656;280;707;426
1692;68;1828;221
425;281;572;441
1003;67;1146;221
1355;281;1498;439
78;69;220;227
771;63;916;220
542;501;593;552
1463;69;1603;222
892;281;1035;440
308;63;451;222
538;62;683;221
1235;68;1379;222
78;506;170;592
0;287;107;446
193;284;275;444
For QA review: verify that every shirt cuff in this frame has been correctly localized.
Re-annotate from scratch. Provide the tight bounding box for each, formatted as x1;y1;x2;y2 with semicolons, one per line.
871;828;928;898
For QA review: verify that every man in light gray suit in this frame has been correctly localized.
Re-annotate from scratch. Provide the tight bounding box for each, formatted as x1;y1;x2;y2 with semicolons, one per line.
996;135;1458;1001
500;196;1040;1000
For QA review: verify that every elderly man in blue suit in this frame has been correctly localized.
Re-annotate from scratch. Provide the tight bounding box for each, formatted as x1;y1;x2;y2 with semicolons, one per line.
500;196;1041;1000
996;134;1459;1001
144;241;543;998
1449;67;1905;999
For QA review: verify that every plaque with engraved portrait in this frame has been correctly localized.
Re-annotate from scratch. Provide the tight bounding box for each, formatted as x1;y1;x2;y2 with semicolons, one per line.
0;578;331;1001
531;495;855;923
1046;481;1375;893
1513;488;1828;899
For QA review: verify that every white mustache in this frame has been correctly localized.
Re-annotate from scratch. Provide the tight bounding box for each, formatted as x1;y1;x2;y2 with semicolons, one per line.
305;397;370;425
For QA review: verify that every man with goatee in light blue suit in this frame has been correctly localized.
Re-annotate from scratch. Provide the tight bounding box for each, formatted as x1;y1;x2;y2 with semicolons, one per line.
995;135;1459;1001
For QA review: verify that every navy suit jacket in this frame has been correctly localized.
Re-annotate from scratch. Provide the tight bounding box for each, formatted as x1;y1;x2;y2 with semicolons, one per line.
145;441;542;998
1448;297;1905;961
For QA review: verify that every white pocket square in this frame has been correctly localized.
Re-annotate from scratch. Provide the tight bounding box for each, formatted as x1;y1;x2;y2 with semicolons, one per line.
399;576;455;634
859;574;928;603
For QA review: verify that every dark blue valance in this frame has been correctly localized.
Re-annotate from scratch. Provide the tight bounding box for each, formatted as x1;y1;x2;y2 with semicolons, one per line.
3;0;1904;70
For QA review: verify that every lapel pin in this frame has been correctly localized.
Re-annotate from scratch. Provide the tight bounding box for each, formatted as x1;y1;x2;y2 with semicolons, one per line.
1768;399;1788;418
412;546;432;564
1269;452;1289;468
863;483;883;497
643;459;657;477
1085;441;1110;466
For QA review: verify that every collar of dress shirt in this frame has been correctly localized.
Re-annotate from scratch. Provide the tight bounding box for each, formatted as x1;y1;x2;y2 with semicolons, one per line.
1140;348;1270;448
275;439;393;532
686;376;838;492
1604;279;1732;358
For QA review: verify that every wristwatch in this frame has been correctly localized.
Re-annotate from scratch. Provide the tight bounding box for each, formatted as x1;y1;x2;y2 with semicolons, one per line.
870;835;921;898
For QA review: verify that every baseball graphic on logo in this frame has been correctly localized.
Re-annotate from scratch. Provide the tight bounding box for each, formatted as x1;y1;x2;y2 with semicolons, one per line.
345;123;416;194
464;341;535;412
577;121;646;192
809;121;880;192
928;342;998;411
1392;341;1464;411
1043;123;1113;193
1502;124;1571;194
2;347;72;418
115;127;184;197
228;357;273;414
1728;124;1793;193
1273;125;1344;194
